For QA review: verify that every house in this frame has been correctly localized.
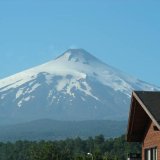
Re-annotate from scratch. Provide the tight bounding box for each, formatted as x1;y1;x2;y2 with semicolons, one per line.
127;91;160;160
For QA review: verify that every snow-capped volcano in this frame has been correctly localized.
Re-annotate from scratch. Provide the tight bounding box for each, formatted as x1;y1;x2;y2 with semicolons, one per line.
0;49;159;124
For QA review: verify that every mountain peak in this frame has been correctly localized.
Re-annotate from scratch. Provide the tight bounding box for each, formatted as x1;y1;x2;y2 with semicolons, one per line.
66;48;88;53
0;48;159;123
55;48;99;64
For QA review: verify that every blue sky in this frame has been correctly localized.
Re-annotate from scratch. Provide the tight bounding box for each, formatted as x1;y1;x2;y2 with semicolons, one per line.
0;0;160;86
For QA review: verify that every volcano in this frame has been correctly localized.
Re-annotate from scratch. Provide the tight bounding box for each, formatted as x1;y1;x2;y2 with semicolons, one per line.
0;49;159;124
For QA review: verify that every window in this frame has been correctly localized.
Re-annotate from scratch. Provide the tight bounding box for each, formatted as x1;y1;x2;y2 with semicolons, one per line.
145;147;157;160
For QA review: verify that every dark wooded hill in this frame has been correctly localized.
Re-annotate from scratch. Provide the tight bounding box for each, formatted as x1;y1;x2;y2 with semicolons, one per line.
0;119;126;141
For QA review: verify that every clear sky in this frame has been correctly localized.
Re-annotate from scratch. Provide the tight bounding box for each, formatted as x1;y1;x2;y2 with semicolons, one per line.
0;0;160;86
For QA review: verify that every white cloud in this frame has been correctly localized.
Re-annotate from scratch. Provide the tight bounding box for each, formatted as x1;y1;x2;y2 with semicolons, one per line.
69;44;78;49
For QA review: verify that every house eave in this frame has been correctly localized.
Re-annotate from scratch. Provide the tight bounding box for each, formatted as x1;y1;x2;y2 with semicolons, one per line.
126;91;160;142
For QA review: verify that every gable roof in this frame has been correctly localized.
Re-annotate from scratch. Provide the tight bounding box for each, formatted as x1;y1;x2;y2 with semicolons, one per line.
127;91;160;142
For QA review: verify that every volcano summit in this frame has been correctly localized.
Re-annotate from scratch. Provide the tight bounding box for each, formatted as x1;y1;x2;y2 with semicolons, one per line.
0;49;159;124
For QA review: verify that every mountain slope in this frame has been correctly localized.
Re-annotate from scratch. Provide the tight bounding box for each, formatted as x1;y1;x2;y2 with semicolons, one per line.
0;119;126;141
0;49;159;124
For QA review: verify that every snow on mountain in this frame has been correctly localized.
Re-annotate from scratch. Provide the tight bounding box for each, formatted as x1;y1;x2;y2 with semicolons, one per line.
0;49;159;124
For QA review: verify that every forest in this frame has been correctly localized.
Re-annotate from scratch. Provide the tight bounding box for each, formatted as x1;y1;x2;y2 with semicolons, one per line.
0;120;126;141
0;134;141;160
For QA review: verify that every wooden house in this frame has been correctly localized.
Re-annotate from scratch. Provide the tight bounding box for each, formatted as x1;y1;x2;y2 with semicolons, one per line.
127;91;160;160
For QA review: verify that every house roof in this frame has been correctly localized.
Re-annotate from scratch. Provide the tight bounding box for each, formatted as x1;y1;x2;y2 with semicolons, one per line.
127;91;160;142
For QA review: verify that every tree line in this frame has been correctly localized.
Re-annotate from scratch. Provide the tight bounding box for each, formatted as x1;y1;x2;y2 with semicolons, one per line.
0;135;141;160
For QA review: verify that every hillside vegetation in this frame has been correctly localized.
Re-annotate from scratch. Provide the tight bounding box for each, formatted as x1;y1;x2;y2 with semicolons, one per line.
0;120;126;141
